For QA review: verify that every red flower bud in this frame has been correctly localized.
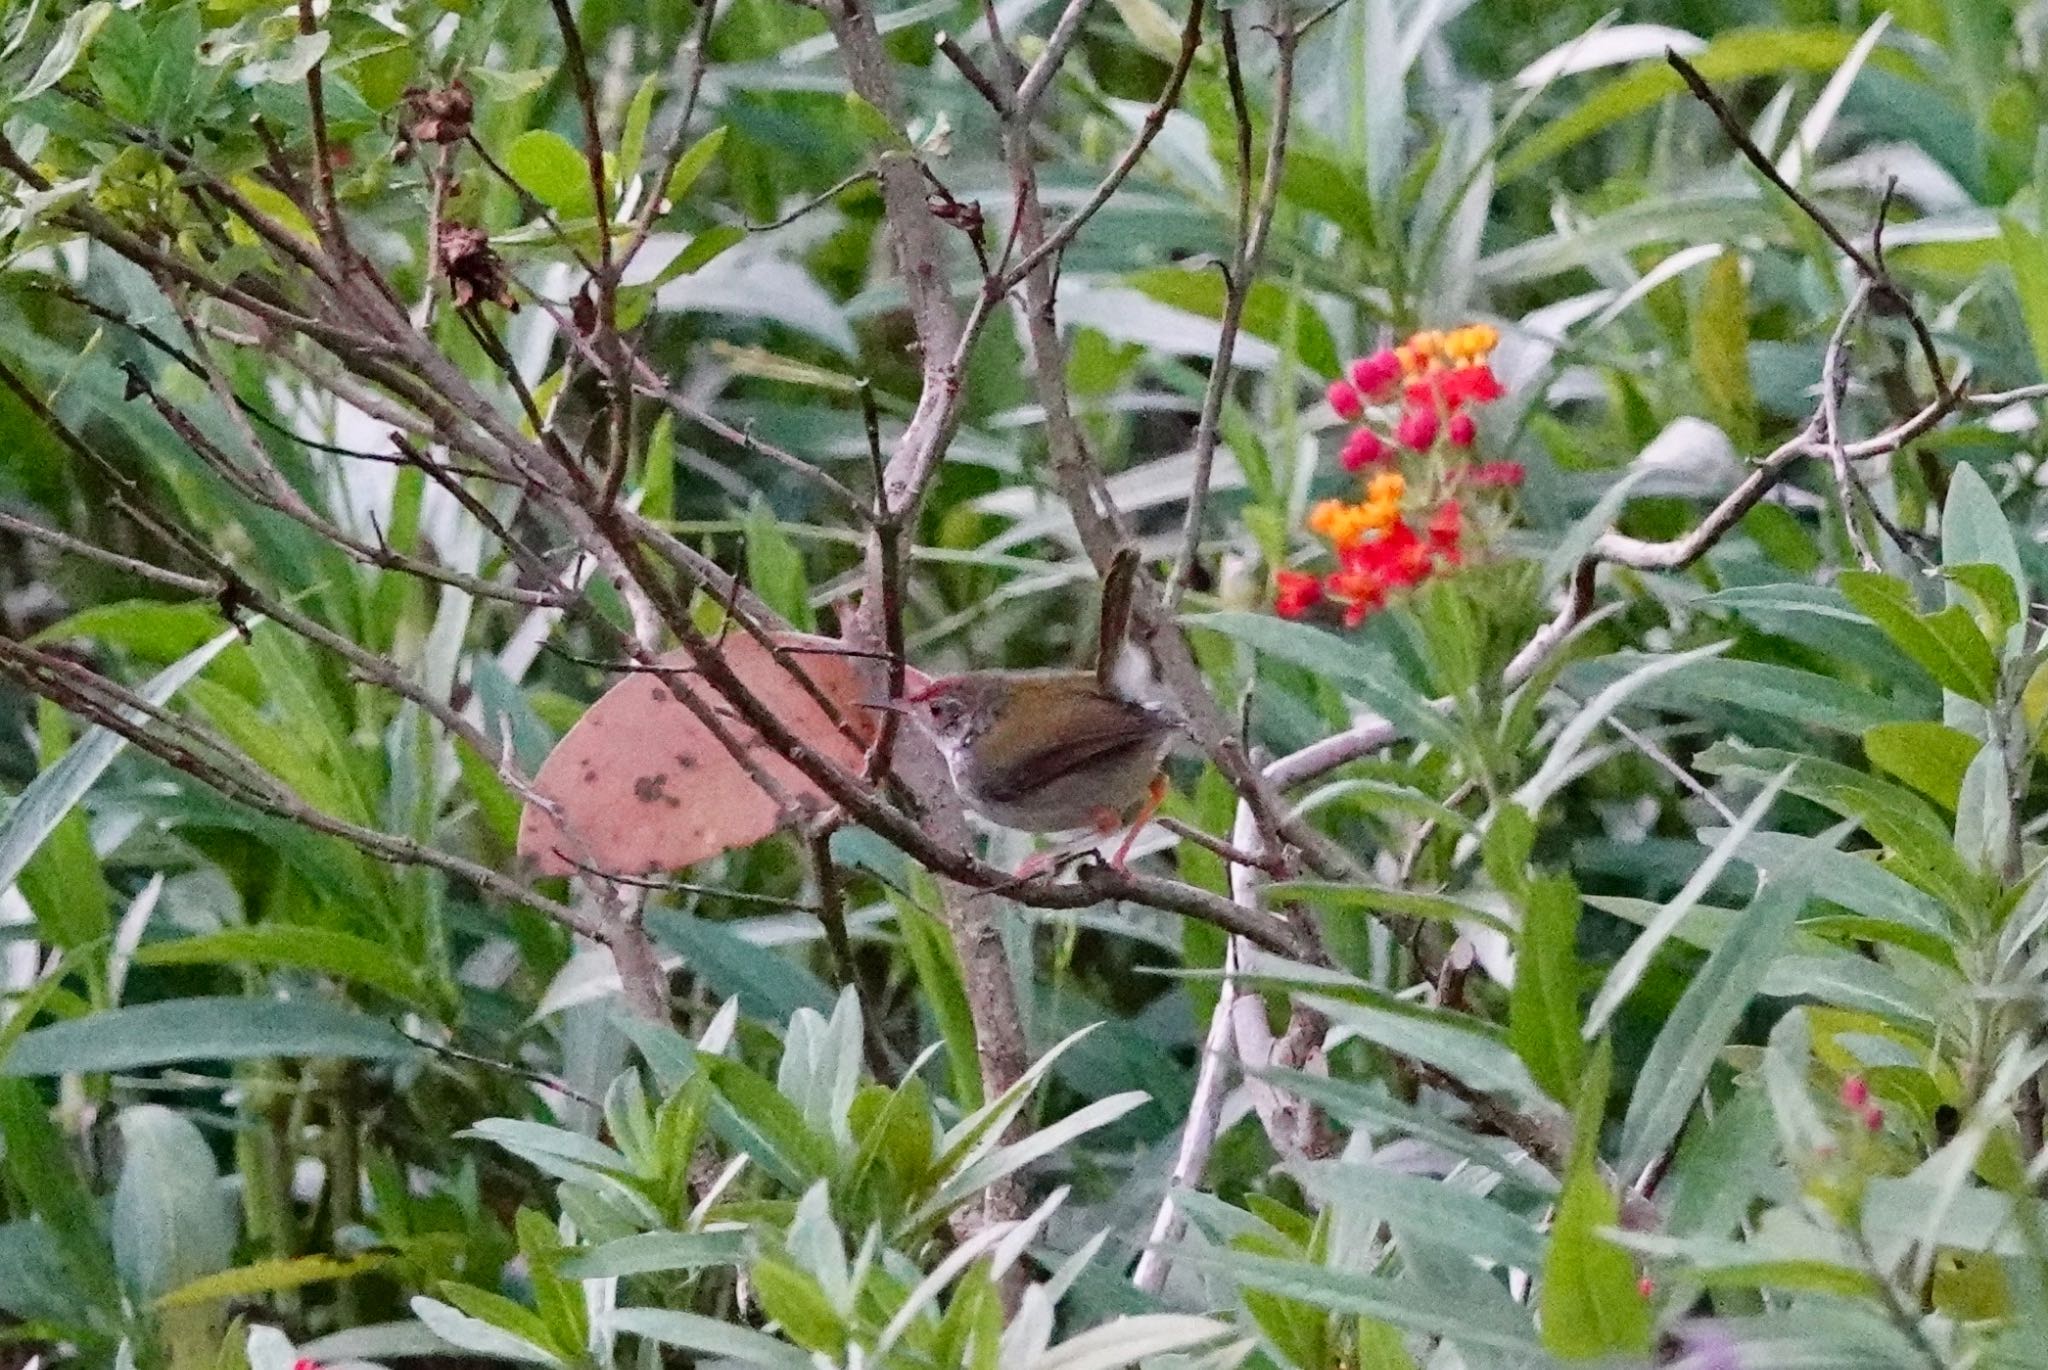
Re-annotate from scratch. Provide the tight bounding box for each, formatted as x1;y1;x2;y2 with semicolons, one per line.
1274;570;1323;619
1349;349;1401;400
1840;1076;1869;1110
1447;412;1476;447
1442;364;1505;407
1395;405;1439;451
1327;380;1363;421
1341;427;1387;470
1863;1104;1885;1132
1468;460;1525;488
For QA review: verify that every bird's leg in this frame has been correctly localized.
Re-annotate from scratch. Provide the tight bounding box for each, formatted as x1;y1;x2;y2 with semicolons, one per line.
1109;774;1169;872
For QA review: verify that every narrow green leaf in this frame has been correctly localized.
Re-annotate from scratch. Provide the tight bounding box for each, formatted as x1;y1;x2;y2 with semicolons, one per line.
646;909;833;1023
1509;875;1585;1101
608;1306;811;1368
1840;571;1997;702
1617;854;1813;1178
2003;215;2048;385
1542;1047;1652;1358
1691;250;1755;442
0;629;238;920
156;1254;386;1310
664;127;729;205
561;1231;744;1280
505;130;594;215
1863;722;1981;810
133;926;437;1011
1584;764;1793;1038
2;997;414;1075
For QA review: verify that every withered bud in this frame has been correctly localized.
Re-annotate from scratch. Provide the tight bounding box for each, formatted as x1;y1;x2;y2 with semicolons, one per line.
926;193;983;236
437;223;517;312
404;81;474;146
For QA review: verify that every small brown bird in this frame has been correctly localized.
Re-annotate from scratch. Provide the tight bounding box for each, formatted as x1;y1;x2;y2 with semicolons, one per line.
903;550;1177;873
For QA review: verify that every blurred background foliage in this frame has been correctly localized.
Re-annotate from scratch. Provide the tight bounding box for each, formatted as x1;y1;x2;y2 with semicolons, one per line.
4;0;2048;1366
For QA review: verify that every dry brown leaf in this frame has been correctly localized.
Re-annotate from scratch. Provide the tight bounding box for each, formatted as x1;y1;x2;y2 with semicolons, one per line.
517;634;925;877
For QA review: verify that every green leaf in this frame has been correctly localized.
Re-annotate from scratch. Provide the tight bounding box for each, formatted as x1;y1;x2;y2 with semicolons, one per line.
1300;985;1550;1106
1483;803;1536;898
111;1105;234;1301
618;72;658;187
1509;875;1585;1102
1255;1069;1558;1194
1186;611;1461;753
15;2;112;104
2;997;415;1075
743;495;817;632
1690;250;1756;442
1840;571;1997;703
892;884;980;1110
411;1294;561;1366
650;224;745;285
0;629;238;932
1863;722;1981;810
133;926;438;1012
1035;1316;1232;1369
156;1254;386;1310
1617;853;1812;1179
1942;466;2030;644
1542;1046;1652;1358
663;126;729;205
646;909;834;1023
1128;267;1340;377
0;1079;122;1313
1944;564;2022;642
1566;649;1917;737
1106;0;1184;60
698;1055;837;1188
560;1230;744;1280
607;1307;810;1368
842;93;905;149
505;129;594;216
17;706;110;956
1301;1161;1547;1272
1584;764;1793;1038
1501;27;1919;181
2002;215;2048;386
750;1259;846;1355
1169;1246;1541;1354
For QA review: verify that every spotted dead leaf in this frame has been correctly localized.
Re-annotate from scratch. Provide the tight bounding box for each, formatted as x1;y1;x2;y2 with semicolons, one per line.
517;633;924;877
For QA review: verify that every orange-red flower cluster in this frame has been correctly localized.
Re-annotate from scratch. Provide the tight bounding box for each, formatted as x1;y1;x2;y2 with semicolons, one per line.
1280;323;1518;626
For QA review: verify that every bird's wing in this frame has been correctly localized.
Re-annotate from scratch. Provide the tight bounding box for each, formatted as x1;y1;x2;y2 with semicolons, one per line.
973;694;1168;804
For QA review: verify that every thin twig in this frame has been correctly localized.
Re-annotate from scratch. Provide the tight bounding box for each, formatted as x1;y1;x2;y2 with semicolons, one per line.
1665;49;1949;397
1167;12;1295;609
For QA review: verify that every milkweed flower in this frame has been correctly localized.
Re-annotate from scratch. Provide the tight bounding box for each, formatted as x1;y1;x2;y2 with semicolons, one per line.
1279;321;1517;626
1274;570;1323;619
1327;379;1363;420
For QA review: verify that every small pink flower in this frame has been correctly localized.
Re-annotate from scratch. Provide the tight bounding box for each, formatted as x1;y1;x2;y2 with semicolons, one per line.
1447;412;1476;447
1341;427;1387;470
1840;1076;1869;1110
1349;349;1401;400
1327;380;1363;421
1395;405;1439;451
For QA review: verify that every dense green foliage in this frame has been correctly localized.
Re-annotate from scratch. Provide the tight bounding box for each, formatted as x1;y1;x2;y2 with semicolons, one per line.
5;0;2048;1367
